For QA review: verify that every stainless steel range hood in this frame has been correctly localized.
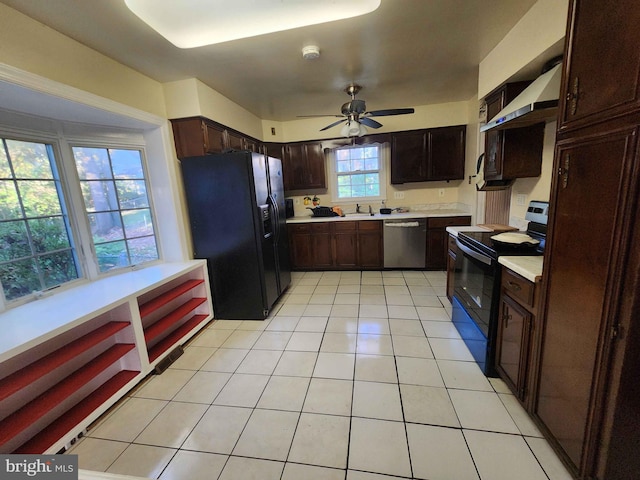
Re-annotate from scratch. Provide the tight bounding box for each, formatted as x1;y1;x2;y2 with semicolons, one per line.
480;63;562;132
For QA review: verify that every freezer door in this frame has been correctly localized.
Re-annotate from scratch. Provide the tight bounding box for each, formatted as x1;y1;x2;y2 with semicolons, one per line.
268;156;292;294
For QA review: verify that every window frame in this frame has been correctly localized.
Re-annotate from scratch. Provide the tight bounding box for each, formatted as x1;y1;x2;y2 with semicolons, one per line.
329;142;387;203
0;124;162;310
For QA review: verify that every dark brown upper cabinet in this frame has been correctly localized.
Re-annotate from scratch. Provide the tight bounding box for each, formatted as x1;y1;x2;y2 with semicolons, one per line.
282;142;326;191
483;83;544;181
390;125;466;184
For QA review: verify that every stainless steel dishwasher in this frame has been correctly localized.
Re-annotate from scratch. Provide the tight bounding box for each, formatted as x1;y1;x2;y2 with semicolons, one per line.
383;218;427;268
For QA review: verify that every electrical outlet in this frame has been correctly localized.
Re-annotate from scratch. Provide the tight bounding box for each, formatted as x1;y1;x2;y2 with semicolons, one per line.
516;194;526;206
294;198;300;205
394;191;405;200
438;189;445;197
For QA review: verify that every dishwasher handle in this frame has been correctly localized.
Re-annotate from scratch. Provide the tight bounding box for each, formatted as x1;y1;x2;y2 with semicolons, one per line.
384;221;421;228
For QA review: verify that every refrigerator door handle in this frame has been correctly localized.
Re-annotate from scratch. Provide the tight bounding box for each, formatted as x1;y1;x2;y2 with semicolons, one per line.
269;194;280;242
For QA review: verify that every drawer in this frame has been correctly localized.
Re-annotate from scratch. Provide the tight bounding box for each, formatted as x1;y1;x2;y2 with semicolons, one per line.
428;216;472;228
289;224;310;234
358;220;382;231
334;221;358;232
311;222;332;233
502;267;535;307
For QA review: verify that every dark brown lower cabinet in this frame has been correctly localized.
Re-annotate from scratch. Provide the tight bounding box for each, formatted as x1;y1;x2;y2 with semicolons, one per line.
288;220;382;270
496;267;540;405
426;216;471;270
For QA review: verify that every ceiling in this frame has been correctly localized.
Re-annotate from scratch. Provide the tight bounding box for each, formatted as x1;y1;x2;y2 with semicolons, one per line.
1;0;540;122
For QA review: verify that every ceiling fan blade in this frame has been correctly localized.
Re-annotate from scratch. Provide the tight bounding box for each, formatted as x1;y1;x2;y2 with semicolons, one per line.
320;118;348;131
359;117;383;129
365;108;415;117
297;114;344;118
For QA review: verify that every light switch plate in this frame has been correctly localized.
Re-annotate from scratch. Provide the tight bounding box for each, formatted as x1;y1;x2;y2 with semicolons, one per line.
394;191;405;199
516;194;527;206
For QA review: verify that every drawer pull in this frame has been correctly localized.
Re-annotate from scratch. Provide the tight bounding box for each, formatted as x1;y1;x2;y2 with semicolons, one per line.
507;281;522;291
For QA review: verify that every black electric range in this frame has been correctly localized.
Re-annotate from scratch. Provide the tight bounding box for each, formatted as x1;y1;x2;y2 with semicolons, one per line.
451;201;548;376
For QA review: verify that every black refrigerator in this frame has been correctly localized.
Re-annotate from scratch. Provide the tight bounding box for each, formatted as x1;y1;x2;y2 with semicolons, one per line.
180;151;291;319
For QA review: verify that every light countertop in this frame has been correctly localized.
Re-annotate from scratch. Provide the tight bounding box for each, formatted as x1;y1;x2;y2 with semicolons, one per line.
498;256;544;283
287;209;470;224
445;225;491;236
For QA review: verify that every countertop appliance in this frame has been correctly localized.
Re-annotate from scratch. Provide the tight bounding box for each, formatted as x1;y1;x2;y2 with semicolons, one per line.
383;218;427;268
180;151;291;319
452;201;548;375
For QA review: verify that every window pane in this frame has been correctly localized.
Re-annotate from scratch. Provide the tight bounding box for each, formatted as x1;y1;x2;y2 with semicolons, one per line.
351;174;365;185
18;180;63;217
95;240;127;272
37;250;78;289
336;149;349;161
128;236;158;264
352;185;366;197
74;147;112;180
0;258;40;301
0;144;10;177
365;173;379;184
110;149;144;179
337;160;350;173
338;186;351;198
351;159;364;171
89;212;124;243
0;180;21;220
0;137;79;301
364;146;377;158
73;146;159;272
80;180;119;213
122;209;154;238
366;184;380;196
0;221;30;261
364;158;379;170
29;217;71;253
6;140;54;179
337;175;351;186
116;180;149;209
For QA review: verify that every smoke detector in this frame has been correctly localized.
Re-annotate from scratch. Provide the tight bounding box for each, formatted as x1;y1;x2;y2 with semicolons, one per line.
302;45;320;60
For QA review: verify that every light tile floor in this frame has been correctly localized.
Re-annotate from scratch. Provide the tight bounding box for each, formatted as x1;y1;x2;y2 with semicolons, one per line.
69;270;574;480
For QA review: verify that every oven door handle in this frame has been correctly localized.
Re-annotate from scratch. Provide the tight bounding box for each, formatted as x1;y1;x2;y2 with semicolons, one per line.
456;237;493;266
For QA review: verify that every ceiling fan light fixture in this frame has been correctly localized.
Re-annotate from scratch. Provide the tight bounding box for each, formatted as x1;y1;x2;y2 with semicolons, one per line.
341;120;364;138
302;45;320;60
124;0;381;48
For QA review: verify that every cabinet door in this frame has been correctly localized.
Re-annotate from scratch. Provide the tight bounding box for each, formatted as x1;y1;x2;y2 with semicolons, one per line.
288;227;312;269
226;131;244;150
496;294;531;399
446;248;456;301
358;221;383;269
428;126;465;180
304;143;327;189
391;131;427;184
311;223;333;268
425;228;446;270
171;118;208;158
334;232;358;268
264;142;283;160
204;124;226;154
535;129;633;470
560;0;640;131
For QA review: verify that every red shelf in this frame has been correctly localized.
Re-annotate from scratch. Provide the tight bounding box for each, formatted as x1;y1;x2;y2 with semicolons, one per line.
0;322;129;403
139;279;204;317
144;297;207;343
0;344;135;447
148;314;209;362
14;370;139;454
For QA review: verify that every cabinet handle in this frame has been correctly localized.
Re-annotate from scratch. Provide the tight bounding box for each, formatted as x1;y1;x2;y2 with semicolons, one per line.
507;281;522;291
566;76;579;115
558;155;570;189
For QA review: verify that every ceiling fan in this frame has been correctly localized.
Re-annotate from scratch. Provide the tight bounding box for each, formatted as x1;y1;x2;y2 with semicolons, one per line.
299;85;415;136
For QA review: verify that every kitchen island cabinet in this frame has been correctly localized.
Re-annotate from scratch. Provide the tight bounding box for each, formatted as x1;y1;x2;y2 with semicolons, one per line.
532;1;640;478
288;220;382;270
390;125;466;184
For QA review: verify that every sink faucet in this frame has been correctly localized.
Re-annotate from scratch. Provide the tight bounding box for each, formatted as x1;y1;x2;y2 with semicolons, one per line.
368;205;373;216
356;203;361;213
